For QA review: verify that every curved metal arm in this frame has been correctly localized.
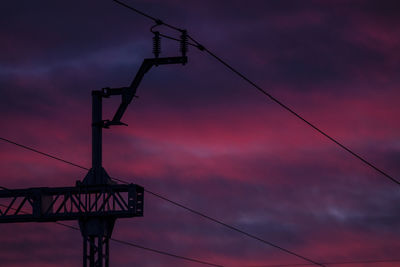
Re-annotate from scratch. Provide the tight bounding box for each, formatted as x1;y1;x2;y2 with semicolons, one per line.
104;56;187;127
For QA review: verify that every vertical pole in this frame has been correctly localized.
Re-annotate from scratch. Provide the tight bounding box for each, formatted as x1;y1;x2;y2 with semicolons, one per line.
81;91;114;267
92;91;103;184
83;91;111;267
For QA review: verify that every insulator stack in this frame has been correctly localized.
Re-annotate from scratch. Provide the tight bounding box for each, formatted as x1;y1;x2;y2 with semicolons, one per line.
180;30;188;57
153;31;161;58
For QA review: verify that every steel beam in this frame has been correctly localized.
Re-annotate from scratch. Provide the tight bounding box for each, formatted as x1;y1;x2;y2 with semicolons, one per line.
0;184;143;223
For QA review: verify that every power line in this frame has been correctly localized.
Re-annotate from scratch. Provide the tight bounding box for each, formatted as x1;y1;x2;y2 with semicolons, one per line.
0;136;324;266
113;0;183;32
2;196;399;267
110;238;223;267
1;1;397;266
2;194;399;267
112;0;400;188
54;222;221;266
0;203;223;267
144;189;324;266
192;43;400;187
0;137;89;171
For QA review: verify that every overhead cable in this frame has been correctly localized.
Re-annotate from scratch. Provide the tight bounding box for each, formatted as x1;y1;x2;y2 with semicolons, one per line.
112;0;400;188
0;203;222;267
0;136;323;266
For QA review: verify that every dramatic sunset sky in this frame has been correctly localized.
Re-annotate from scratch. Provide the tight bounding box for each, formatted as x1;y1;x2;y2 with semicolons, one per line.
1;0;400;266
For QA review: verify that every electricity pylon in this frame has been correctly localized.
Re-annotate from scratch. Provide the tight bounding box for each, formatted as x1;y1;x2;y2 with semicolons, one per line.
0;29;188;266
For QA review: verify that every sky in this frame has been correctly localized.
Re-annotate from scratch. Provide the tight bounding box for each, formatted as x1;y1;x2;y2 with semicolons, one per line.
1;0;400;266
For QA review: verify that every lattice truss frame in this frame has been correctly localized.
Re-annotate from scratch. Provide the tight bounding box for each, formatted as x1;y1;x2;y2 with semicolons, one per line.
0;184;143;223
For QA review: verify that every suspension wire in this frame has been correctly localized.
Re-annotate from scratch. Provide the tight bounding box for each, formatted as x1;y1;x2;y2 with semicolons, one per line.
190;35;400;187
0;2;397;267
1;207;399;267
0;136;324;266
143;189;324;266
55;220;221;267
0;202;223;267
110;238;223;267
0;137;89;171
0;3;396;267
112;0;400;188
113;0;183;32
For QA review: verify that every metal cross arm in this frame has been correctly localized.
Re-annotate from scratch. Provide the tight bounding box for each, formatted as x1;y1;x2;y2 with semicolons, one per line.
0;184;144;223
103;56;187;128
